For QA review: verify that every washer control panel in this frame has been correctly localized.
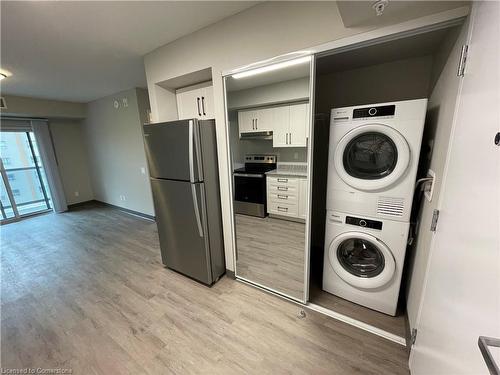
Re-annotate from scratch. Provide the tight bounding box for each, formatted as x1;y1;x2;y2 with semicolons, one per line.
346;216;383;230
353;104;395;119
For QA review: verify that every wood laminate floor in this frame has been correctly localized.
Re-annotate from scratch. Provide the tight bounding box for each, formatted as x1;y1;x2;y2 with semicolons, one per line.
309;283;408;338
235;214;305;300
1;204;408;374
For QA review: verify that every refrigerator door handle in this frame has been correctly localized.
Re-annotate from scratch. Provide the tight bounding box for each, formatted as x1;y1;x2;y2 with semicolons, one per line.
191;184;204;237
188;120;195;182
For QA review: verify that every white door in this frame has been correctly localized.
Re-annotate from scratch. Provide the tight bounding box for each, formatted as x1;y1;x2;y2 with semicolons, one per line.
289;103;309;147
272;106;290;147
238;110;255;134
201;86;214;119
176;88;202;120
410;2;500;374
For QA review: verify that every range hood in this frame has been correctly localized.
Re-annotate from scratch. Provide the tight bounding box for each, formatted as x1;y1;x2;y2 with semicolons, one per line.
239;131;273;140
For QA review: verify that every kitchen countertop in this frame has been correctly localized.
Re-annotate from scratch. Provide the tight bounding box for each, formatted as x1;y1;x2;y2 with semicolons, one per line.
265;169;307;178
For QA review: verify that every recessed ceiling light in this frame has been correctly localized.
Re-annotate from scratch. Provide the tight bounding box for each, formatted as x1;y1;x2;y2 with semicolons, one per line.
0;73;6;80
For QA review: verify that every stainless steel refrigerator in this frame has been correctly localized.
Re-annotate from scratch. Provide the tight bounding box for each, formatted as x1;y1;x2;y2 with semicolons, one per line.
143;119;225;285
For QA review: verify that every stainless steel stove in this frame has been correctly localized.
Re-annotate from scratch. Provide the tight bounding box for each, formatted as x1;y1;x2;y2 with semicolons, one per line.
233;154;276;217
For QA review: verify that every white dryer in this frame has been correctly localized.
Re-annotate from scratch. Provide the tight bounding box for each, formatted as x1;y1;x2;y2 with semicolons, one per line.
327;99;427;222
323;210;410;316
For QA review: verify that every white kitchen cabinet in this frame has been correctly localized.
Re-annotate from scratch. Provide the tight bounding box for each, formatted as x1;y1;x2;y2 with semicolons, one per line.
298;178;308;219
176;82;214;120
267;175;307;221
238;107;273;136
271;102;309;148
271;106;290;147
288;103;310;147
238;110;256;133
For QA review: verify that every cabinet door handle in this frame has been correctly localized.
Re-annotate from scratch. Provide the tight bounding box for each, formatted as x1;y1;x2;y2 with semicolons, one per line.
255;118;258;130
196;97;201;117
277;207;288;212
201;96;206;116
289;132;292;144
277;178;288;183
252;119;255;130
277;186;288;191
286;133;288;144
277;195;288;199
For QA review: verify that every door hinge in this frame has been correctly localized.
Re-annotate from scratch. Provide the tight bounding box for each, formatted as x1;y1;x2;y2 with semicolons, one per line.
457;44;468;77
430;209;440;232
411;328;418;345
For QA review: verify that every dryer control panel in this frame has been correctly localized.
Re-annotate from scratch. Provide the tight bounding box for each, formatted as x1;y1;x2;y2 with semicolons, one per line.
346;216;383;230
353;104;395;119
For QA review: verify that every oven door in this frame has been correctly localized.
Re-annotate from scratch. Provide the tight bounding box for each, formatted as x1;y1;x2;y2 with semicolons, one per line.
233;173;266;217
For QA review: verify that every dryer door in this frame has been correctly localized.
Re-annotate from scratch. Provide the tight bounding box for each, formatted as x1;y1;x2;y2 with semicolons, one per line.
328;232;395;289
334;124;410;191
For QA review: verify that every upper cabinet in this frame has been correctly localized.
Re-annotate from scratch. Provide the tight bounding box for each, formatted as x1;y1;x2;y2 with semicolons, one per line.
238;107;274;134
238;102;310;147
176;82;214;120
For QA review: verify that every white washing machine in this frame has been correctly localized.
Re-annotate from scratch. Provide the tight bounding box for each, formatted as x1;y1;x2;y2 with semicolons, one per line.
322;210;410;316
326;99;427;222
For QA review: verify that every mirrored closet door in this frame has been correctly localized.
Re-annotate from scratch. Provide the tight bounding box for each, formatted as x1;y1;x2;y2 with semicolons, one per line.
224;56;312;301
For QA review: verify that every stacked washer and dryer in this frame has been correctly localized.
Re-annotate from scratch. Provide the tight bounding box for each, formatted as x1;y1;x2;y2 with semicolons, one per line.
322;99;427;316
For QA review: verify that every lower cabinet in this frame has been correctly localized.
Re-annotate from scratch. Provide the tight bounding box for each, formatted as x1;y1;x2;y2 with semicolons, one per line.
267;176;307;220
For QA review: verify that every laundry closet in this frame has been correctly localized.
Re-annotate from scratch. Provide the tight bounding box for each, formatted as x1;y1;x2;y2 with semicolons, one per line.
309;21;468;342
222;8;486;351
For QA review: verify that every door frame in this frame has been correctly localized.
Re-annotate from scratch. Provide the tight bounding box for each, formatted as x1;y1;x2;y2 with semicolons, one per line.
219;5;471;343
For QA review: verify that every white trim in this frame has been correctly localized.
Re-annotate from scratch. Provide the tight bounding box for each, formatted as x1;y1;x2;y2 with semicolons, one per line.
303;55;315;303
236;278;406;346
236;276;304;304
306;302;407;346
221;6;469;77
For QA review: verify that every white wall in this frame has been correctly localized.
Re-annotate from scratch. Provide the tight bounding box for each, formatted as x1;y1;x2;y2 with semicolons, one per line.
144;1;468;271
84;88;154;216
227;77;310;110
405;21;468;330
316;55;434;113
50;119;94;205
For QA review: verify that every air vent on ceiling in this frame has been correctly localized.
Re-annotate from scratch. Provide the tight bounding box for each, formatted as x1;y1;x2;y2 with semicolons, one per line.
0;97;6;109
377;196;404;217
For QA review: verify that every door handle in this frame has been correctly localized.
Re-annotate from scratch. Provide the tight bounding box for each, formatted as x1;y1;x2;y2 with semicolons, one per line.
201;96;206;116
255;118;258;130
191;184;204;237
196;97;201;117
253;119;255;130
286;133;288;144
277;206;288;212
289;132;292;144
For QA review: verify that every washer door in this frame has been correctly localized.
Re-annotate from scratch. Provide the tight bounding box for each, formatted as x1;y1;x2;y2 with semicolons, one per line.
334;124;410;191
328;232;395;289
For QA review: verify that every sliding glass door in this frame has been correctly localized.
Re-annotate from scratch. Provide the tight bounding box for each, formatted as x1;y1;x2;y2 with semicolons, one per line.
0;131;52;223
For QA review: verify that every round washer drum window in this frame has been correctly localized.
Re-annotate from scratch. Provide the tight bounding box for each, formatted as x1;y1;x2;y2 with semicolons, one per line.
337;238;385;278
343;132;398;180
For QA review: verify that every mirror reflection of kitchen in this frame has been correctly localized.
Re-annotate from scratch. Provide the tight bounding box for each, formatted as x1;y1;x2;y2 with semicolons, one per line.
225;57;311;301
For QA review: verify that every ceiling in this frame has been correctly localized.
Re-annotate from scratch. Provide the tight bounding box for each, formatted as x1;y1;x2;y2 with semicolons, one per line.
0;1;257;103
336;1;467;27
316;26;457;74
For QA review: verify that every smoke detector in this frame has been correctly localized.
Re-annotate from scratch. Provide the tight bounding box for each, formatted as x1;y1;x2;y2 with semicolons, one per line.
373;0;389;16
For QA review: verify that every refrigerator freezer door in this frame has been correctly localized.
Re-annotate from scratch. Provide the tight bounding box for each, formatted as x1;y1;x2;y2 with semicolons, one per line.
143;120;203;182
150;178;212;284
